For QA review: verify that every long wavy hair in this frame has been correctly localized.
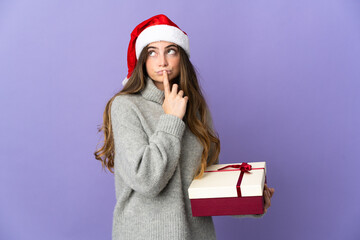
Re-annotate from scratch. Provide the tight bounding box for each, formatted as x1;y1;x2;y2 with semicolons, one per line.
94;44;220;179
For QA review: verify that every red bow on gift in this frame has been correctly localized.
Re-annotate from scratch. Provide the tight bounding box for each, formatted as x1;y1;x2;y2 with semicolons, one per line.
217;163;252;172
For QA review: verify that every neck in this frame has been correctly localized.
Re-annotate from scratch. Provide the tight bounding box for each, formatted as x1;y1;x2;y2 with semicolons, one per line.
153;80;164;91
152;80;176;92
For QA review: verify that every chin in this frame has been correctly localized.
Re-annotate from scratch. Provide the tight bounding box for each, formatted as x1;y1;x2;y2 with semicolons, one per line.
151;76;173;82
151;77;163;82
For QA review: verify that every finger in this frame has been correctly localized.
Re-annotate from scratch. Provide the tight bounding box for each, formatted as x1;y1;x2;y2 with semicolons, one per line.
178;90;184;98
264;185;268;194
163;70;170;97
270;188;275;198
171;83;178;96
184;96;189;103
264;190;270;202
263;185;268;195
264;196;270;209
263;200;268;213
265;190;270;199
263;195;268;213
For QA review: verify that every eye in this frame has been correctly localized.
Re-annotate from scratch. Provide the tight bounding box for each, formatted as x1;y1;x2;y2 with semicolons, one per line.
168;49;177;55
148;51;156;57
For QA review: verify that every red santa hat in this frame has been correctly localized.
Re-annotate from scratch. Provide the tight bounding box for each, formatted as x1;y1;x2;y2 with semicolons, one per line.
122;14;190;86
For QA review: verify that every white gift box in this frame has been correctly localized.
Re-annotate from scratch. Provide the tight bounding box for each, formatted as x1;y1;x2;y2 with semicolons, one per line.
188;162;267;216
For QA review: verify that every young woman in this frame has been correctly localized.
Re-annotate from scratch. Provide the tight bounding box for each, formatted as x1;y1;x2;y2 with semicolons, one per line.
95;14;274;240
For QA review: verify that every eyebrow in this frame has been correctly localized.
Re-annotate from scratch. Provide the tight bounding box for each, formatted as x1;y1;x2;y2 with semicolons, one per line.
147;44;178;50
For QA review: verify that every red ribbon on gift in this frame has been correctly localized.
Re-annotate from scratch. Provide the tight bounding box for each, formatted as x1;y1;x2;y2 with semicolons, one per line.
217;162;253;172
204;163;265;197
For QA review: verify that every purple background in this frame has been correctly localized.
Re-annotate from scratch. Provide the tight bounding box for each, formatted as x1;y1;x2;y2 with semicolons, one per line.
1;1;359;239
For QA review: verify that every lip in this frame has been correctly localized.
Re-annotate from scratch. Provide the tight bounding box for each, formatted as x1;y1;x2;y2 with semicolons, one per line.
156;70;171;75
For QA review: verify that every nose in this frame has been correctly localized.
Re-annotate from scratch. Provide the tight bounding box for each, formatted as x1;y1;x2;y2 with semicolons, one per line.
158;52;168;67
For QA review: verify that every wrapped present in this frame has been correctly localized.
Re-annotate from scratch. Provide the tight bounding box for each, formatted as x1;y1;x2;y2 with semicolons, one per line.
188;162;267;216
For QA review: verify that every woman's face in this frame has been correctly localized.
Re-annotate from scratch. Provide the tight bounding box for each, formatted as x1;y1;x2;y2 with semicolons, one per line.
145;41;180;90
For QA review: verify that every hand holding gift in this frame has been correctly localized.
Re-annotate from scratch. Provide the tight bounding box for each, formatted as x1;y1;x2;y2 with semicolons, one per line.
263;184;275;213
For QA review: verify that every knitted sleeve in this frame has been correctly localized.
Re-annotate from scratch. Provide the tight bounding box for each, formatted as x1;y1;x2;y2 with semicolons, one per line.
111;97;186;198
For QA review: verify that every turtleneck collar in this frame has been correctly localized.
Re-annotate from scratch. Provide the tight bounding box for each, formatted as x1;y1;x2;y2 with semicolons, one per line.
140;77;165;105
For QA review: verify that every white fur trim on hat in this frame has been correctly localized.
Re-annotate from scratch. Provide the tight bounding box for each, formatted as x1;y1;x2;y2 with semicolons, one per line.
135;25;190;59
122;77;129;86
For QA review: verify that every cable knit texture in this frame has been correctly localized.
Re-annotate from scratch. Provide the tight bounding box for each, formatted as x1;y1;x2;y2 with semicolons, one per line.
111;77;262;240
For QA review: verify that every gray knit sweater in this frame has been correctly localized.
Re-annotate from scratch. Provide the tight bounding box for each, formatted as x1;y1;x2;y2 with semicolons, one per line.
111;77;261;240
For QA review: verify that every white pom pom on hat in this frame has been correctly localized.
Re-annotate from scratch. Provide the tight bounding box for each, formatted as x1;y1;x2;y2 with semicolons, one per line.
122;14;190;86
